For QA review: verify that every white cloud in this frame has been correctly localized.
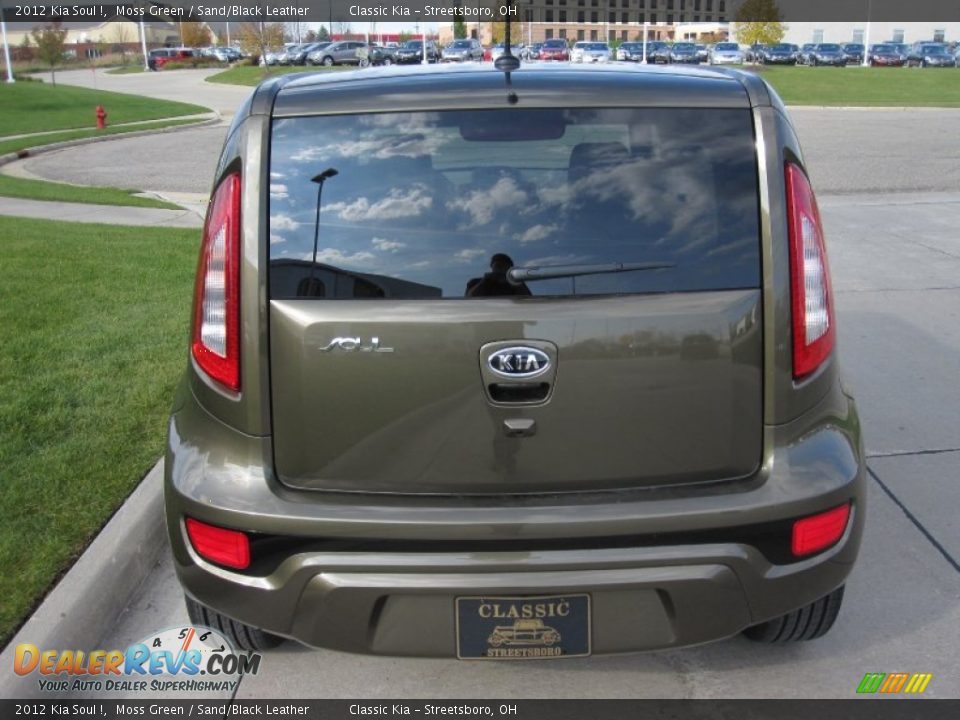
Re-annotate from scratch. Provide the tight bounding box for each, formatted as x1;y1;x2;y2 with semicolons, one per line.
269;234;287;245
327;186;432;222
518;224;557;245
455;248;486;262
270;183;289;200
310;248;377;265
271;213;300;230
372;237;407;252
447;177;527;227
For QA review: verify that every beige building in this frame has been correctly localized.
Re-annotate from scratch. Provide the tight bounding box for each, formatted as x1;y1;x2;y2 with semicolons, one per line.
439;0;730;45
4;19;182;51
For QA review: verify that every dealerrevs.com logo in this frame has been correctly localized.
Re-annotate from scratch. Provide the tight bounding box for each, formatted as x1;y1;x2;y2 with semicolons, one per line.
14;626;262;693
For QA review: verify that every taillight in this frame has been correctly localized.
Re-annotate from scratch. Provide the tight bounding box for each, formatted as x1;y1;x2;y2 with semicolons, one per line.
192;173;241;392
785;163;835;380
185;517;250;570
791;503;850;557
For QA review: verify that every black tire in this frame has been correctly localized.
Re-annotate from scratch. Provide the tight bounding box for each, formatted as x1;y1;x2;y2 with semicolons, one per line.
743;585;845;643
322;56;334;67
185;595;284;651
382;57;393;66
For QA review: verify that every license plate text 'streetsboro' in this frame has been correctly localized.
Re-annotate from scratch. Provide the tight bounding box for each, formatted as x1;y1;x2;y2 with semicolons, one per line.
455;595;591;660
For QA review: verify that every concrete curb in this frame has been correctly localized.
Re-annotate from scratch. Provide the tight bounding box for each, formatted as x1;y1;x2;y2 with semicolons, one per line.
0;114;223;169
0;460;166;698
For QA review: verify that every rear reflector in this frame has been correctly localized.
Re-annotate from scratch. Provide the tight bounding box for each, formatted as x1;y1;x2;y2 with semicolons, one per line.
792;504;850;557
192;173;241;392
185;517;250;570
785;163;835;380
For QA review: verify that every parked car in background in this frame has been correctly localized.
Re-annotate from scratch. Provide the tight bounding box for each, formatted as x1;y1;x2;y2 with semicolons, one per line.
616;42;646;62
538;39;569;61
761;43;799;64
867;44;905;67
490;43;523;63
442;39;484;62
669;42;700;64
571;41;612;63
647;41;671;64
708;42;744;65
906;42;956;67
695;44;709;63
745;43;768;62
841;43;865;64
797;43;818;65
395;40;440;64
147;47;196;70
309;41;369;67
520;43;543;60
367;44;398;66
809;44;847;66
887;42;911;62
286;42;327;66
171;63;865;657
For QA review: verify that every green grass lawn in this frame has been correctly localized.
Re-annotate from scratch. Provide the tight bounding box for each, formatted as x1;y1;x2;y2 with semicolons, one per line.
0;174;180;209
206;64;349;86
747;65;960;107
0;118;200;157
0;82;207;136
0;216;198;645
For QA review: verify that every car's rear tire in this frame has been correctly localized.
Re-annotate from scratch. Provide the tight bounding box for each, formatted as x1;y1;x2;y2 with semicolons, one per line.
185;595;284;651
743;585;845;643
322;56;334;67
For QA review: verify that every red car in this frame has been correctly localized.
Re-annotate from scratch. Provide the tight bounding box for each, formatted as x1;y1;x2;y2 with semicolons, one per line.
148;47;196;70
539;39;570;61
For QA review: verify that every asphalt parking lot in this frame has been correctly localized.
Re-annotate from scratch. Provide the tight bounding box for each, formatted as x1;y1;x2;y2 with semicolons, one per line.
4;69;959;700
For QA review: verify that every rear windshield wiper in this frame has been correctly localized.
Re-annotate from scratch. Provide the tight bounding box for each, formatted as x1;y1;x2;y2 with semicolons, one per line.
507;261;675;285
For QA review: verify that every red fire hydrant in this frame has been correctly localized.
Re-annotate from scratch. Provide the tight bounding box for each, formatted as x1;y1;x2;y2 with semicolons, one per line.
95;105;107;129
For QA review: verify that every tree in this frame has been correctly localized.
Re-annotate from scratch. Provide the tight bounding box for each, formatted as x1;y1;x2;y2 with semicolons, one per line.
238;22;285;65
453;12;467;40
181;22;212;48
304;29;317;43
397;31;413;44
316;26;330;42
31;22;68;86
331;22;351;39
111;21;132;64
734;0;786;50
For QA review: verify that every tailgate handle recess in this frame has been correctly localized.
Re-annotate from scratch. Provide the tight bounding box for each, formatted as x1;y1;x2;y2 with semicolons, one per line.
489;382;550;404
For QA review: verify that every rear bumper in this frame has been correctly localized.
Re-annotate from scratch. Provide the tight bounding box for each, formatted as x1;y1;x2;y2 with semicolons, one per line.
165;382;865;656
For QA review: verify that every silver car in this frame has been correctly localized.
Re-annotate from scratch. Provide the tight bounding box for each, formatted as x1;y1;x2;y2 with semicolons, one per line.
709;42;744;65
308;41;366;67
442;39;483;62
571;42;612;63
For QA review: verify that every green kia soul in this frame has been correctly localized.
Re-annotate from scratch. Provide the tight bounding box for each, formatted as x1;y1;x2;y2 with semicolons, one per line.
165;63;865;657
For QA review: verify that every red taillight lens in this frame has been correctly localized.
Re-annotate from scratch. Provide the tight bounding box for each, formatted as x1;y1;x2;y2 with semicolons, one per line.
791;504;850;558
185;517;250;570
785;163;835;380
192;173;241;392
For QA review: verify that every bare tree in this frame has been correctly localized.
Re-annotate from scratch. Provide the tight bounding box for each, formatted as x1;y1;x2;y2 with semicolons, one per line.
238;22;285;65
31;22;69;86
181;22;212;49
112;21;132;64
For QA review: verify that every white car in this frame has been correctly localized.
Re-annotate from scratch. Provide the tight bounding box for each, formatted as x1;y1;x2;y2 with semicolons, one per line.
709;42;745;65
571;42;612;63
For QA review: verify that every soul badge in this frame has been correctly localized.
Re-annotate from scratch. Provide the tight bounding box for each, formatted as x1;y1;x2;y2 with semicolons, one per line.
455;595;591;660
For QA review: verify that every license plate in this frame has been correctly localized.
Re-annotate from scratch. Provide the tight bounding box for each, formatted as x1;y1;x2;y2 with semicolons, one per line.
455;594;591;660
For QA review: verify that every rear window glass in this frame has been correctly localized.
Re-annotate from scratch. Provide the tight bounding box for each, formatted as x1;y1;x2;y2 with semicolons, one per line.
268;108;760;300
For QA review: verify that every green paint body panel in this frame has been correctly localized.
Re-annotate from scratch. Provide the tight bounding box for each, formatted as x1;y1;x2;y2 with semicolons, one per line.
165;64;865;656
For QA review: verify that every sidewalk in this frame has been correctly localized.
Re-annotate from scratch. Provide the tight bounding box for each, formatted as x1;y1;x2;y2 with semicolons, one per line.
0;196;203;228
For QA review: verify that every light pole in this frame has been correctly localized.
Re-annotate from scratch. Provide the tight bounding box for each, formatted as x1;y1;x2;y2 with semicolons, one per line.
139;19;149;71
862;0;873;66
2;15;15;83
642;21;648;63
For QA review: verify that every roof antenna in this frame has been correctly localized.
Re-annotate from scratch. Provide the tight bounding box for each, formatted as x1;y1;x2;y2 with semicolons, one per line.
494;4;521;73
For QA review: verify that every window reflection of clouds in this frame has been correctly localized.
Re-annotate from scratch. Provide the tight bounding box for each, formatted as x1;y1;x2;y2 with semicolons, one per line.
268;109;760;299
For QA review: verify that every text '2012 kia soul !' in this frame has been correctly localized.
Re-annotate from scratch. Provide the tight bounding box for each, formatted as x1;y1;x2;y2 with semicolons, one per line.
166;63;865;657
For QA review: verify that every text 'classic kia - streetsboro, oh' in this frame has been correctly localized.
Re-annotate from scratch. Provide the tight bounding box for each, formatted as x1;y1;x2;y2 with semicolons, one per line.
166;59;864;658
